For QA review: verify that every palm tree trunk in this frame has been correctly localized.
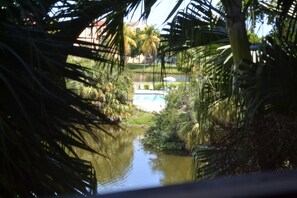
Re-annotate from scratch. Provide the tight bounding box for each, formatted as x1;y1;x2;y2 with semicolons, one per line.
221;0;252;66
221;0;273;171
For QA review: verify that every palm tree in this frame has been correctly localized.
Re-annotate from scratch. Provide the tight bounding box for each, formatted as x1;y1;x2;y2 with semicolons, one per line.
139;25;160;64
124;23;137;56
123;23;137;63
2;0;297;196
2;0;197;195
221;0;252;68
0;0;154;196
161;0;297;178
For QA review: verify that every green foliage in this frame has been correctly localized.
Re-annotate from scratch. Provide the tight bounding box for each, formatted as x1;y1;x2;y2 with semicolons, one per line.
0;0;162;196
149;82;183;90
153;83;164;90
127;24;161;61
161;1;257;178
122;109;155;128
248;32;262;43
176;48;202;73
123;23;137;59
138;25;160;64
143;83;198;152
2;0;297;196
165;82;182;90
161;0;297;180
143;109;185;151
67;57;134;122
144;84;150;89
243;36;297;170
127;63;144;69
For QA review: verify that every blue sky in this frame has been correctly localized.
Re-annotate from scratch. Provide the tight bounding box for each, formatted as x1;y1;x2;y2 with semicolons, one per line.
125;0;191;30
125;0;271;36
143;0;192;29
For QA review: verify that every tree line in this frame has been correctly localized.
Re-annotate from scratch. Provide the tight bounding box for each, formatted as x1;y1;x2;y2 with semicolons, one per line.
124;23;160;64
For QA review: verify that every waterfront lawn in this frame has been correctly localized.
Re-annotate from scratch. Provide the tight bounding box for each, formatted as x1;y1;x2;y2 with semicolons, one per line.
122;109;155;128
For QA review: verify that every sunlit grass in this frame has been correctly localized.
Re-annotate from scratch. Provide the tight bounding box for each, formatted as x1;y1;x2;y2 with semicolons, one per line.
122;108;155;128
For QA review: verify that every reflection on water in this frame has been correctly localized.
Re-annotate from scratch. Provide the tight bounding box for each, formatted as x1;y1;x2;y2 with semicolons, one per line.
133;73;189;82
150;153;194;185
76;126;194;194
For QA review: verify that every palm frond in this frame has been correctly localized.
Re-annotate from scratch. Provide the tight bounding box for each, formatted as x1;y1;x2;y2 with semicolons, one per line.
161;0;253;179
0;0;154;196
272;0;297;43
161;0;228;52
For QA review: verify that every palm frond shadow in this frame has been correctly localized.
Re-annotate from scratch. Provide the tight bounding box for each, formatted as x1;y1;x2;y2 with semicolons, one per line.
0;0;152;196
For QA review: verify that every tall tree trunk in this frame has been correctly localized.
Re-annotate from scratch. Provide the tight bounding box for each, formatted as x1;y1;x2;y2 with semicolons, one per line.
221;0;271;171
221;0;252;65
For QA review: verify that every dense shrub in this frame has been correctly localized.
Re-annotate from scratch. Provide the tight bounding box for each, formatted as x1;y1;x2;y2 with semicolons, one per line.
142;83;198;152
153;83;163;90
67;57;134;122
144;84;150;89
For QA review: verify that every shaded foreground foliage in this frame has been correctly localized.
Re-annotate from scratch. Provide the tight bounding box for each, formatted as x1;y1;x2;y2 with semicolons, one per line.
0;0;154;196
2;0;297;196
149;0;297;179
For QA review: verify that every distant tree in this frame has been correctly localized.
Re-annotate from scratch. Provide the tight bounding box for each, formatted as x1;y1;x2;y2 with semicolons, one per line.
139;25;160;64
123;23;137;59
176;48;202;74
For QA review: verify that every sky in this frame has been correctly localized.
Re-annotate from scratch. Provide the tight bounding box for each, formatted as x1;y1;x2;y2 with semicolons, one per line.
125;0;271;36
125;0;191;30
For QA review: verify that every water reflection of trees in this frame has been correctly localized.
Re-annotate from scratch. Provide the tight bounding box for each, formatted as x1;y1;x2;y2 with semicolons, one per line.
149;153;194;185
76;126;194;189
133;73;188;82
76;126;138;185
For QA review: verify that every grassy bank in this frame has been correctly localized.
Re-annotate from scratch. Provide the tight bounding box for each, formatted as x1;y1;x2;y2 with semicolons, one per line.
122;109;155;129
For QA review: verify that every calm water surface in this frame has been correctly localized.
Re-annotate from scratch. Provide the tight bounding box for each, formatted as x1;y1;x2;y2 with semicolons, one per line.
133;73;189;82
78;127;194;194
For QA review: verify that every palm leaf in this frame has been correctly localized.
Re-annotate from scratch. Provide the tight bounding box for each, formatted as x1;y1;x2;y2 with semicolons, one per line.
0;0;157;196
161;0;228;52
161;0;252;179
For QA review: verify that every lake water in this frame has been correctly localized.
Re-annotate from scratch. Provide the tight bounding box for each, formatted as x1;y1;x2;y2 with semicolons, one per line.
76;73;193;194
133;73;189;82
77;128;194;195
